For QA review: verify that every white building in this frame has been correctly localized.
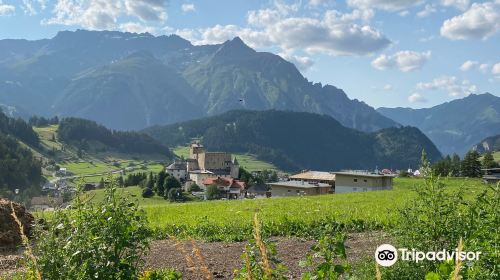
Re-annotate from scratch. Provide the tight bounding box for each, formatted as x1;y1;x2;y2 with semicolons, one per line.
332;171;393;193
166;161;188;182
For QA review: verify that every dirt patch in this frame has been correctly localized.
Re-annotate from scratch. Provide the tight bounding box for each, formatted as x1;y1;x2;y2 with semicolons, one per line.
0;199;34;249
0;231;390;279
144;231;390;279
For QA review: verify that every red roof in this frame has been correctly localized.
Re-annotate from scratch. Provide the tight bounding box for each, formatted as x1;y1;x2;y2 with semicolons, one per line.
202;176;246;190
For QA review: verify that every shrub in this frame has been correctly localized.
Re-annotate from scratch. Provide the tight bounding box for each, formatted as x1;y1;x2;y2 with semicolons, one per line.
139;268;182;280
142;187;154;198
206;184;221;200
32;177;152;279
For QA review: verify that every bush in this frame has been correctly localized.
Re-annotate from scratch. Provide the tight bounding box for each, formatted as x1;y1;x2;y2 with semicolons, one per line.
139;268;182;280
31;177;152;279
189;183;202;192
142;187;154;198
165;188;184;202
206;184;221;200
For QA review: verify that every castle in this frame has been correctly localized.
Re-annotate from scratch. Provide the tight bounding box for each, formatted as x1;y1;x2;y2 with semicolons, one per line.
187;143;239;178
166;143;239;184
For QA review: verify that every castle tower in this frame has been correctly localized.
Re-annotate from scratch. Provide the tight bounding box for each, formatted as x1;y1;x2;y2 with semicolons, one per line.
230;157;240;178
189;142;205;160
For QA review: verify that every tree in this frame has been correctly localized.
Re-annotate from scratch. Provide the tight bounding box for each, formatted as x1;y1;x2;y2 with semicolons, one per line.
164;176;181;191
142;187;154;198
155;170;167;196
461;150;482;177
98;177;105;189
482;151;499;169
189;183;202;192
165;188;184;202
206;184;221;200
117;175;124;187
451;153;461;177
432;155;452;177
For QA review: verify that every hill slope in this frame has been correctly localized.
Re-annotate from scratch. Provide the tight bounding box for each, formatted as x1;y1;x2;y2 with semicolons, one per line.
377;93;500;155
0;30;397;132
472;134;500;153
144;110;441;171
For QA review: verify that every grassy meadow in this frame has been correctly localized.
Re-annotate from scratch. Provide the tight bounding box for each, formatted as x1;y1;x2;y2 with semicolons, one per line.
77;177;486;241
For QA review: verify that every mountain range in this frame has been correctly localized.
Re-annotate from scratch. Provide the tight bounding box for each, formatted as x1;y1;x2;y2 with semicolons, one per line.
377;93;500;156
0;30;397;131
144;110;442;171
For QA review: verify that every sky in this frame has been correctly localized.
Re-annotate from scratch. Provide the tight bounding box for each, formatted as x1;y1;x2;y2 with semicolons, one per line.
0;0;499;109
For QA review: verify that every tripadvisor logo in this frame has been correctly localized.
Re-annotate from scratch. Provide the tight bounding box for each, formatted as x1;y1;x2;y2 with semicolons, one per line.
375;244;481;267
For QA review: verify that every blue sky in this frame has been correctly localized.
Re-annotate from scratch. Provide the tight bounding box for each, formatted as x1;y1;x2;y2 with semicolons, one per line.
0;0;499;109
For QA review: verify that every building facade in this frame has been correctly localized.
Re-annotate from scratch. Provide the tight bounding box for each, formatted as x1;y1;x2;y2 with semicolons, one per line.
333;172;393;193
268;181;331;197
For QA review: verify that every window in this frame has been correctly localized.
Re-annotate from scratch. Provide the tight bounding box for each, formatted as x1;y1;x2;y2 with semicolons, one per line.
354;179;358;182
364;179;367;182
288;190;291;193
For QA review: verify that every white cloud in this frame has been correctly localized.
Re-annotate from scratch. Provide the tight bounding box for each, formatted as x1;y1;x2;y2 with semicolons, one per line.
44;0;168;30
178;7;390;57
0;1;15;16
417;76;477;97
383;84;393;91
459;60;478;71
279;51;315;72
441;0;470;11
492;62;500;79
309;0;325;7
398;10;409;17
347;0;423;11
479;63;490;73
408;93;427;103
119;22;155;33
417;4;437;18
371;50;431;72
440;2;500;40
181;3;195;13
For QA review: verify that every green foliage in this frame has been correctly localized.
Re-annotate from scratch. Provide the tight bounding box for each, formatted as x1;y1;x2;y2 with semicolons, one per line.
0;110;40;147
33;178;152;279
139;269;182;280
482;151;499;169
188;183;202;192
380;157;500;279
300;230;350;280
58;117;173;156
142;187;154;198
0;133;42;193
145;110;441;171
163;176;181;191
165;188;184;202
206;184;221;200
461;150;482;177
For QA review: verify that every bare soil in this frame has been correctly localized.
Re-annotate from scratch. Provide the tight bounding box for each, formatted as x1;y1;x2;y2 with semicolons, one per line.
0;231;389;279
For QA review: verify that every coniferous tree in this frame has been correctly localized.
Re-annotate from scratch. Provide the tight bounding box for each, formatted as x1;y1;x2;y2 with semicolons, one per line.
451;153;461;176
461;150;482;177
482;151;498;169
164;176;181;191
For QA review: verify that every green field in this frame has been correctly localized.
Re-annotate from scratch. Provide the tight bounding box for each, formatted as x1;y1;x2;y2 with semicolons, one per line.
173;146;279;172
81;177;486;241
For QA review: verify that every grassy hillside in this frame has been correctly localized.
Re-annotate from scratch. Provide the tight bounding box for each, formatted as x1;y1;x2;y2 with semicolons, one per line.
34;124;168;183
173;146;279;172
78;177;485;241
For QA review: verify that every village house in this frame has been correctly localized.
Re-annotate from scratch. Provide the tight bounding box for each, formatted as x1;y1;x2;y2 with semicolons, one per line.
332;171;393;193
30;196;63;211
166;160;188;182
202;176;246;199
268;181;331;197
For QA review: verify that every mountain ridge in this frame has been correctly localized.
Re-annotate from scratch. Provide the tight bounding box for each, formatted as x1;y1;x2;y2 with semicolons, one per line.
0;30;397;132
377;93;500;156
143;109;441;171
